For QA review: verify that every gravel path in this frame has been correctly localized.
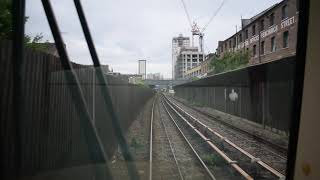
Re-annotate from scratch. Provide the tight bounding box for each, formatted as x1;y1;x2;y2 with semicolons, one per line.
110;97;154;180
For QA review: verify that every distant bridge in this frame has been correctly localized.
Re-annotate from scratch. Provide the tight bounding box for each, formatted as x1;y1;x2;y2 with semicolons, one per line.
144;79;190;86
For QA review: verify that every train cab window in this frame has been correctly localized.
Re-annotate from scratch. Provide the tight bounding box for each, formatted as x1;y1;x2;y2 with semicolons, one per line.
1;0;314;180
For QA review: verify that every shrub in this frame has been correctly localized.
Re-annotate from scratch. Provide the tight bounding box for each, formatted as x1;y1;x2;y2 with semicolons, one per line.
209;50;249;74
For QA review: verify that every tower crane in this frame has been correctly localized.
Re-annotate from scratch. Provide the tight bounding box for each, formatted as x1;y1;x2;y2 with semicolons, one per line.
180;0;226;52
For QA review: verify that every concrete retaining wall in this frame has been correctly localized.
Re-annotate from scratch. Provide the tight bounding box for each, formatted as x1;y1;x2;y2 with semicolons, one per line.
174;56;296;133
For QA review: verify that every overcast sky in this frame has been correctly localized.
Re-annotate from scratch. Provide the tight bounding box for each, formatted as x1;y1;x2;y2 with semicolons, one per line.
25;0;281;78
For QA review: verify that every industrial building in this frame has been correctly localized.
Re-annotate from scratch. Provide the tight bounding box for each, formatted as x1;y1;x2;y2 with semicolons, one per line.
216;0;298;64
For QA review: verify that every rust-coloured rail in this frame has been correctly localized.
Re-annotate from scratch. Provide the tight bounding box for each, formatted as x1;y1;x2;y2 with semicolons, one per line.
164;95;285;180
162;95;253;180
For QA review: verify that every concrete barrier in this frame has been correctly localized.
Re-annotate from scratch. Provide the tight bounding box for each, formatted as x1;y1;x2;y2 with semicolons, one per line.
174;56;296;133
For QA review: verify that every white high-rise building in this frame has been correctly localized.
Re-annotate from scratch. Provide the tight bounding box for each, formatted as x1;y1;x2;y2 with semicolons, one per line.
138;60;146;79
172;34;190;79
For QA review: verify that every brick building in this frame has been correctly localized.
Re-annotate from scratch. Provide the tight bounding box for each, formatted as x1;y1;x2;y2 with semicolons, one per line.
216;0;298;64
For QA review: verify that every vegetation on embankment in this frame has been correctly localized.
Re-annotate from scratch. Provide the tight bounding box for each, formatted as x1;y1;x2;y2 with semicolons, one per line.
209;50;249;74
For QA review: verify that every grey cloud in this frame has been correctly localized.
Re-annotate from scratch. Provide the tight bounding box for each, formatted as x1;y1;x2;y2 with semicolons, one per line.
26;0;281;78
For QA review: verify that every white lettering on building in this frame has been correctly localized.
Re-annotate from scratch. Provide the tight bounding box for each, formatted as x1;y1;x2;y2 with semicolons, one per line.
261;25;278;38
220;16;296;53
281;16;295;29
250;35;259;44
244;40;249;46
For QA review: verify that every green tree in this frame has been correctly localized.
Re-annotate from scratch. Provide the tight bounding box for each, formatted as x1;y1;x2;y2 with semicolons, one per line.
209;50;249;74
0;0;48;51
25;33;50;52
0;0;13;39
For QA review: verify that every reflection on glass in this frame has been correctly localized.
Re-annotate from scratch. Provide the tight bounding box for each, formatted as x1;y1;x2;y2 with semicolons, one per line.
1;0;301;179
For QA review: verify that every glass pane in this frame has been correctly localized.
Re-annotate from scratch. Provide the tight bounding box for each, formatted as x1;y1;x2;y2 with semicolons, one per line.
1;0;303;179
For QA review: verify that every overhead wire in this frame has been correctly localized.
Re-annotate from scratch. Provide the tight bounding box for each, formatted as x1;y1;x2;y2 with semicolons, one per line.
201;0;227;32
180;0;193;28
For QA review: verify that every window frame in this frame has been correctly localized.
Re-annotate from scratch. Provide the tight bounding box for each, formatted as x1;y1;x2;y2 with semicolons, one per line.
282;4;288;20
283;31;289;48
253;44;257;56
252;24;256;36
260;19;265;31
261;41;265;55
245;29;249;39
271;36;276;52
270;13;275;26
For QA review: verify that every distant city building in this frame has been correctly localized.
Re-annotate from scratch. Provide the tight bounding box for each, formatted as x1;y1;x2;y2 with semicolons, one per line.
172;34;190;79
147;73;163;80
122;74;143;84
176;47;204;79
138;60;146;79
107;72;121;76
216;0;298;64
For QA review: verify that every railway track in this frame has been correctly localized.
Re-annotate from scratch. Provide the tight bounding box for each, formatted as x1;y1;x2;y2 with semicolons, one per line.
163;94;286;180
166;95;288;174
149;96;184;180
161;95;253;180
169;95;288;156
149;95;213;180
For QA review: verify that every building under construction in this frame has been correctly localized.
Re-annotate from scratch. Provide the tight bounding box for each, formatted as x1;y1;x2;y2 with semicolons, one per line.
172;34;190;79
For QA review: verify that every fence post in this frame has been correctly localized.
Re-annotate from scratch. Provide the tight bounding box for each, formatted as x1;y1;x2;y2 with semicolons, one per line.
92;68;95;124
262;82;266;128
224;88;227;113
213;87;215;108
239;87;242;119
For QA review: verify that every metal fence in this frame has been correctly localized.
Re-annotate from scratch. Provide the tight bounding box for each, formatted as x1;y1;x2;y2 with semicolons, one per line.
0;40;154;176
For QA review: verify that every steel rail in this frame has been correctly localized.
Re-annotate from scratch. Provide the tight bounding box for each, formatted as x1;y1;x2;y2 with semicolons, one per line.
171;95;287;156
161;99;217;180
165;95;285;180
149;96;156;180
158;98;185;180
162;96;252;180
